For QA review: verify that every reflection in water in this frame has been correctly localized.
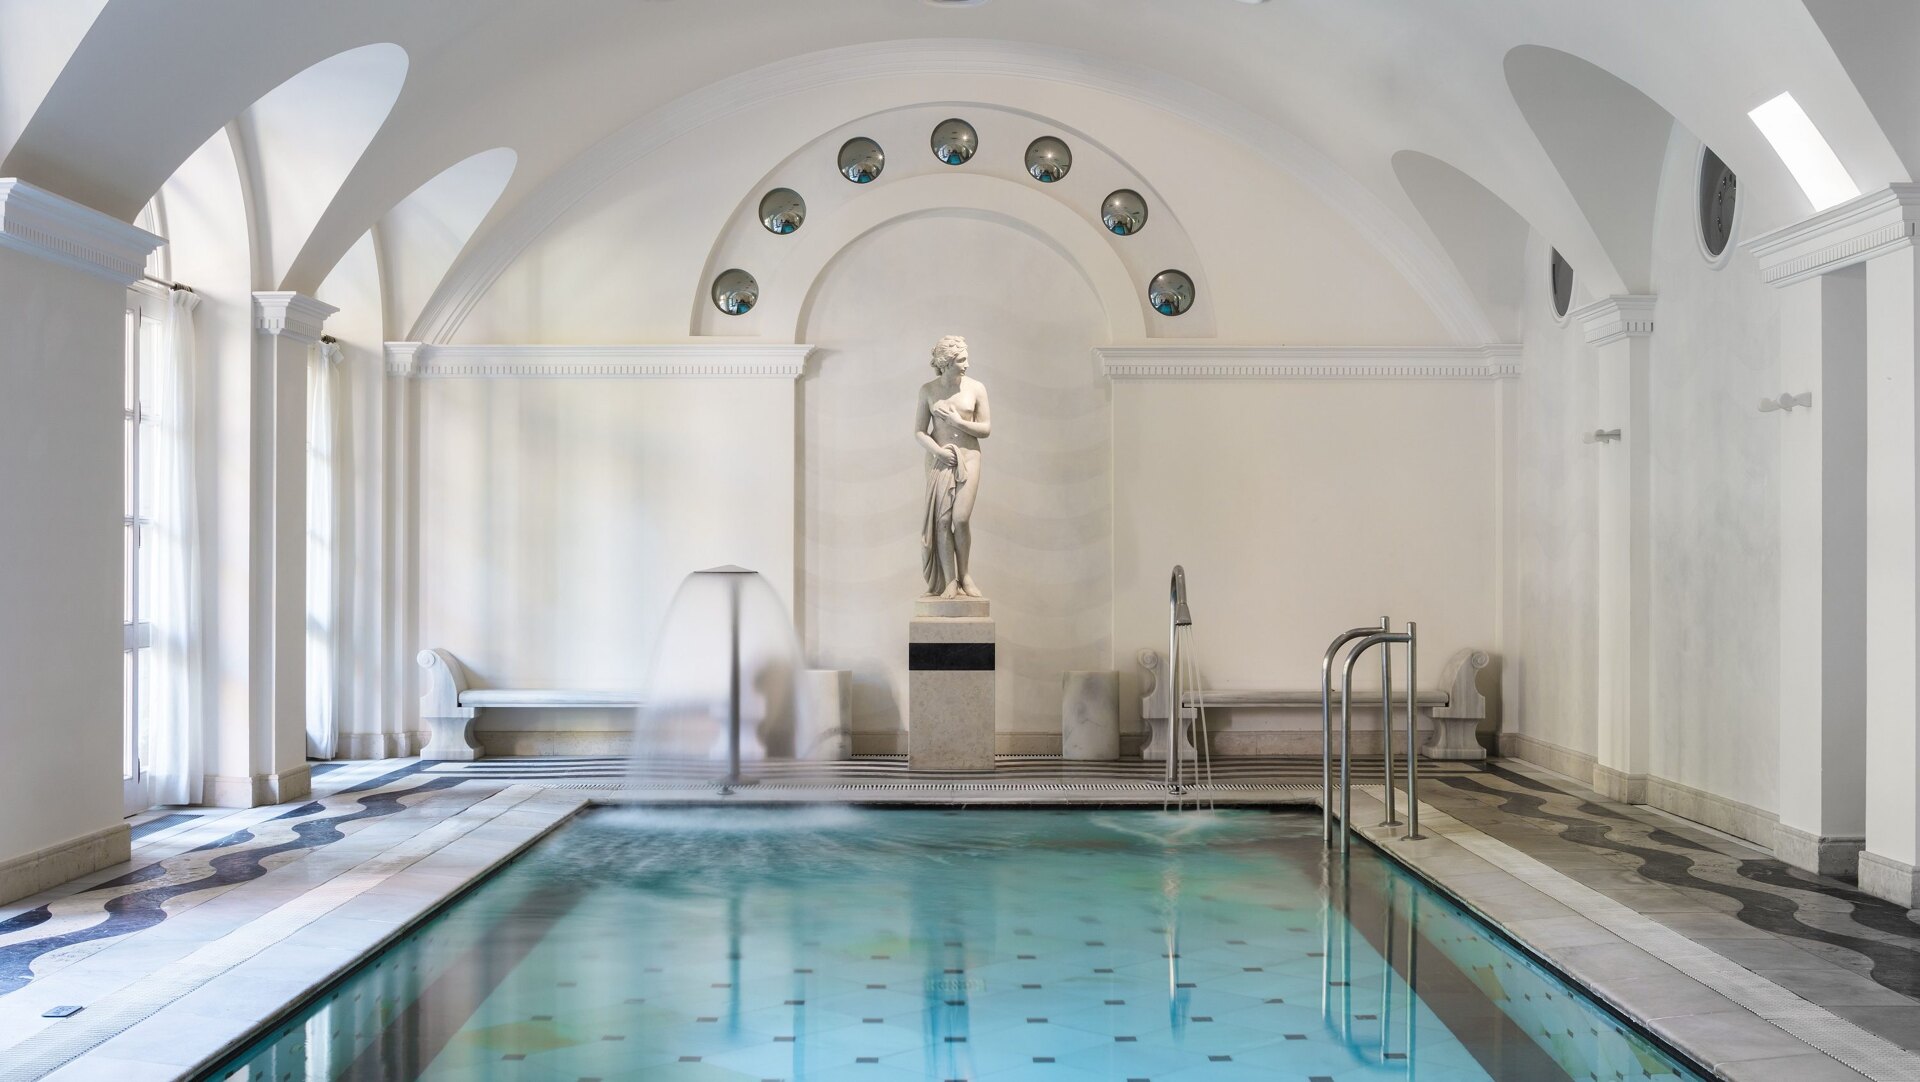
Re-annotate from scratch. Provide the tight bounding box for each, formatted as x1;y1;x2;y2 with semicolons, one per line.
213;810;1701;1082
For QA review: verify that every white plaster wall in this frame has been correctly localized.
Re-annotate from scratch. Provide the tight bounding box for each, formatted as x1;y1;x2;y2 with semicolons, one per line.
799;213;1111;739
416;376;796;719
1112;378;1497;733
1645;130;1781;814
1511;238;1600;758
0;246;127;873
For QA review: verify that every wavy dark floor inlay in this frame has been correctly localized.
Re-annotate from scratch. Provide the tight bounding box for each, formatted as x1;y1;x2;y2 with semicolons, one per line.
1431;769;1920;999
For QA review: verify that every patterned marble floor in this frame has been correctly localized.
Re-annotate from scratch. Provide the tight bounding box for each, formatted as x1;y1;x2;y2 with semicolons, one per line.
1418;762;1920;1056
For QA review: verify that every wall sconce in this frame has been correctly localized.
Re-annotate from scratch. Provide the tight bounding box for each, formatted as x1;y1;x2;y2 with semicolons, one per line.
1758;392;1812;413
1584;428;1622;444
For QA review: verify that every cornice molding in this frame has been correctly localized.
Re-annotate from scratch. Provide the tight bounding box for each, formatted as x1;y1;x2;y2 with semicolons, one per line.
1570;295;1656;347
1095;345;1520;381
384;342;816;380
1744;184;1920;288
0;179;162;286
253;292;338;343
410;39;1494;347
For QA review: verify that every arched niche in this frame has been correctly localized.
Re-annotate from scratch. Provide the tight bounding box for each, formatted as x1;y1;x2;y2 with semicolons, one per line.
707;171;1162;343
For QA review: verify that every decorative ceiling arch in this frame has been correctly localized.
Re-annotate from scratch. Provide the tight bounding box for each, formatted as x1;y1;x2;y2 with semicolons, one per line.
1392;150;1533;343
1504;44;1673;296
227;42;408;290
411;38;1495;347
384;146;517;340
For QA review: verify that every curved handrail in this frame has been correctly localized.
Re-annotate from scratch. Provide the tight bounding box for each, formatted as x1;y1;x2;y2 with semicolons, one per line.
1321;619;1388;845
1341;629;1417;852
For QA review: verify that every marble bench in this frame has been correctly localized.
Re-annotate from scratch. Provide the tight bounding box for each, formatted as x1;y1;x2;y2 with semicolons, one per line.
417;649;856;762
417;649;643;761
1143;647;1490;760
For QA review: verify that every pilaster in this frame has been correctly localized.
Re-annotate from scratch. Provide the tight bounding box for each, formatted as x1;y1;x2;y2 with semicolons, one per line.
1572;295;1655;803
1860;247;1920;904
230;291;336;804
1769;268;1868;876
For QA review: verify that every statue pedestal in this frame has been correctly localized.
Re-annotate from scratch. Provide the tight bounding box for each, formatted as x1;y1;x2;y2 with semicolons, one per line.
908;608;995;771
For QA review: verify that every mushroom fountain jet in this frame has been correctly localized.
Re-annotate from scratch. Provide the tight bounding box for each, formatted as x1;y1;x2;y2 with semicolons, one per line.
630;565;814;794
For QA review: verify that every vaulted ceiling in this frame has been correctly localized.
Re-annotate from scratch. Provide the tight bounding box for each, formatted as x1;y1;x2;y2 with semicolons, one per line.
3;0;1909;338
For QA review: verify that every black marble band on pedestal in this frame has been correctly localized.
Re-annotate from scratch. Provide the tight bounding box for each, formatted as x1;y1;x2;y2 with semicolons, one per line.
909;643;996;671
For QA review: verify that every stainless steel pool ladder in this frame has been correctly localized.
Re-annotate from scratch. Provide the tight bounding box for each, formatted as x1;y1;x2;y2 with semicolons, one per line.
1320;620;1421;851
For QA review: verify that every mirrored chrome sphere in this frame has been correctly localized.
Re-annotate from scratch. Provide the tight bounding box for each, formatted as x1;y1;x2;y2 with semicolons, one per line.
758;188;806;235
838;137;885;183
1102;189;1148;236
1147;269;1195;317
711;268;759;315
1025;136;1072;183
931;118;979;166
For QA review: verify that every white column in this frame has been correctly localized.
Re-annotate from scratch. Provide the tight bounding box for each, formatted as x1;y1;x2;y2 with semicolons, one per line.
1573;296;1655;803
1772;268;1868;875
1749;184;1919;902
226;292;336;806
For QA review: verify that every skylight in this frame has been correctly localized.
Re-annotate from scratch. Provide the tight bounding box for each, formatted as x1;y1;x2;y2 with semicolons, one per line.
1748;92;1859;211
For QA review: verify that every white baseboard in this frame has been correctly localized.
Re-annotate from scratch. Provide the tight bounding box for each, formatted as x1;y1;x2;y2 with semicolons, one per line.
1496;732;1596;781
1858;850;1920;908
0;822;131;906
1644;773;1776;848
1498;731;1778;849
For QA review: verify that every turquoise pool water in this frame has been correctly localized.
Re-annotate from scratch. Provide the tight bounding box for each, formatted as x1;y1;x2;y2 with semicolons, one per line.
211;808;1703;1081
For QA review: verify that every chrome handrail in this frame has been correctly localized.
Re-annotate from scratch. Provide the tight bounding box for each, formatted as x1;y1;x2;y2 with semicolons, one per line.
1339;625;1421;851
1313;617;1390;844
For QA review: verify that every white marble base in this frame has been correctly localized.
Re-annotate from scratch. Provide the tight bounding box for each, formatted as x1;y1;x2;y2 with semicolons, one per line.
908;616;995;771
915;596;991;618
1590;762;1648;804
1140;713;1197;761
1773;823;1865;878
1422;716;1487;760
422;712;483;761
1858;849;1920;908
1061;671;1119;761
203;766;313;808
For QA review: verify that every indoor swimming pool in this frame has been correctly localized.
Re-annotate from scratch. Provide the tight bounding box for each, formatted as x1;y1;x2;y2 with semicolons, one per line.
208;808;1704;1081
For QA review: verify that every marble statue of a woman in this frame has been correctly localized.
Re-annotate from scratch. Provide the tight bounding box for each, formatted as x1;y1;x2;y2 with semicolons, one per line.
914;335;992;599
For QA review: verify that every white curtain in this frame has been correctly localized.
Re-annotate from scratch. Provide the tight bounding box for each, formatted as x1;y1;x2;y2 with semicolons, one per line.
306;339;347;759
146;289;204;806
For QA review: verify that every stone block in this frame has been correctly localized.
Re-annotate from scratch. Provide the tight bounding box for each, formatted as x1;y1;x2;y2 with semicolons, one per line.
1062;671;1119;761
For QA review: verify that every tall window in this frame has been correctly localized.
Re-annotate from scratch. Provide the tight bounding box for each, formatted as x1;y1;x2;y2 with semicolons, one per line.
123;286;165;814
